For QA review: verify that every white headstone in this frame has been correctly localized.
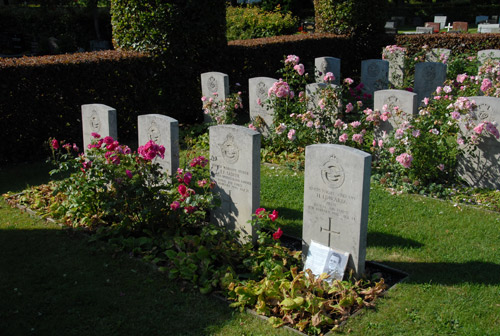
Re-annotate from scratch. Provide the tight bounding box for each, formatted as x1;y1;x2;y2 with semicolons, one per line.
425;48;451;63
302;144;371;276
478;24;500;33
457;97;500;190
315;56;341;85
138;114;179;176
361;59;389;97
81;104;117;153
374;89;418;134
383;48;406;88
416;27;433;34
477;49;500;65
248;77;277;136
434;15;447;30
209;125;261;243
414;62;447;105
201;72;230;123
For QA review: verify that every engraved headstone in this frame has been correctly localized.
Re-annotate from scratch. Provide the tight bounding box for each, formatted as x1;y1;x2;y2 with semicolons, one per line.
360;59;389;97
82;104;117;153
248;77;277;136
374;89;418;134
302;144;371;276
477;49;500;65
201;72;230;123
457;97;500;190
383;48;406;88
305;83;336;110
414;62;447;105
425;48;451;63
138;114;179;176
210;125;260;243
314;56;341;85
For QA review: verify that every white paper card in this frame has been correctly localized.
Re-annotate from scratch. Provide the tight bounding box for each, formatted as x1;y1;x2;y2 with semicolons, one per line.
304;240;350;282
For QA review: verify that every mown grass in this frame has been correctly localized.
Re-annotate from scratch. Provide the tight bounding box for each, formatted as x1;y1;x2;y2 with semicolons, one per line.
1;160;500;335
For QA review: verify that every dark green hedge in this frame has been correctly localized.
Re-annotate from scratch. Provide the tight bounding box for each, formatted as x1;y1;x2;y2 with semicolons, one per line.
0;51;162;164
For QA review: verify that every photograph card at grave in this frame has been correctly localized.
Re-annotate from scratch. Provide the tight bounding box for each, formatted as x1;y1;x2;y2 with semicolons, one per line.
302;144;371;276
304;240;349;282
209;125;260;243
249;77;277;137
81;104;117;153
138;114;179;176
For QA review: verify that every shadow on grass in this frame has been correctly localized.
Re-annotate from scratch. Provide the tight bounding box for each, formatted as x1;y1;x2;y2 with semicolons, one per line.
0;228;234;336
378;260;500;286
367;231;424;249
0;161;53;194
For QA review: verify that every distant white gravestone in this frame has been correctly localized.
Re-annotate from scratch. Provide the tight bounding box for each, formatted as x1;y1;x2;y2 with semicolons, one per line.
248;77;277;137
210;125;261;243
361;59;389;97
302;144;371;276
201;72;230;123
414;62;447;105
315;56;341;85
138;114;179;176
81;104;117;153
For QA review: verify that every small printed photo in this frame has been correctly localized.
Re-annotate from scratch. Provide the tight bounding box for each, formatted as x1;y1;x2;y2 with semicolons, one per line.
323;249;349;282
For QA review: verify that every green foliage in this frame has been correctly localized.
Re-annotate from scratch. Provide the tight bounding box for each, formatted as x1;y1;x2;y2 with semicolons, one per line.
314;0;387;35
110;0;226;56
253;54;376;165
226;5;299;41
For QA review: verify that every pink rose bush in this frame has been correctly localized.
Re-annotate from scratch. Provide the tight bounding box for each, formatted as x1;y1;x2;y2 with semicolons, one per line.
202;91;242;125
46;134;216;233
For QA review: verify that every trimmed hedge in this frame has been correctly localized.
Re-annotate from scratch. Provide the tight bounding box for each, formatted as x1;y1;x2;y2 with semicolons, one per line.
0;51;161;164
395;33;500;56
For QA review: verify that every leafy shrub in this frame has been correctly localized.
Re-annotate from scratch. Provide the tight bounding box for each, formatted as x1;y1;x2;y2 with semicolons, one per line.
226;6;299;41
313;0;387;35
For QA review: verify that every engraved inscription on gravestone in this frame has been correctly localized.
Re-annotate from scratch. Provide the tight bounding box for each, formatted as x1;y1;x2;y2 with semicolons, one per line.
208;76;218;93
303;144;371;276
210;125;260;244
89;110;101;133
82;104;117;153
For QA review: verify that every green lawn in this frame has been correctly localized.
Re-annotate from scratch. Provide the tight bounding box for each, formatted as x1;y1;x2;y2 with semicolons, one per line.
1;160;500;335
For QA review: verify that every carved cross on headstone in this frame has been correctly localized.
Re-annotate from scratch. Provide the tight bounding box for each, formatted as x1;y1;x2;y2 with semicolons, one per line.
320;218;340;247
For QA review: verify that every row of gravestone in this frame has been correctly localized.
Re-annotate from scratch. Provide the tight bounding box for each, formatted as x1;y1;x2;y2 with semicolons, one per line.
81;104;371;276
201;66;500;191
385;48;500;89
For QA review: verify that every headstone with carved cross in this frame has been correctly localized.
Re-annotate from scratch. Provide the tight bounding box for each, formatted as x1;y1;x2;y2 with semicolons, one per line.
82;104;117;154
374;89;418;134
302;144;372;276
314;56;341;85
138;114;179;177
457;96;500;189
209;125;261;243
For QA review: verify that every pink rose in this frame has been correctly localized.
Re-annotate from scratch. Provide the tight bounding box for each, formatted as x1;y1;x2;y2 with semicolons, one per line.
287;129;296;141
272;227;283;240
269;210;278;221
170;201;180;210
339;133;348;143
294;64;305;76
396;153;413;168
51;139;59;150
